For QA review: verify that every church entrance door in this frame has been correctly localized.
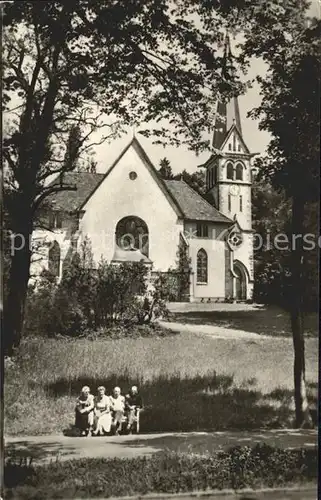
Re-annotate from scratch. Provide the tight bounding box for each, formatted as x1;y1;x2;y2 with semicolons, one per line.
234;265;246;300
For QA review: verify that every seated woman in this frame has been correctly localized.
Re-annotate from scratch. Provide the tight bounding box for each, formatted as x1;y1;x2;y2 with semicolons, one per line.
93;386;112;436
75;386;94;436
109;386;125;435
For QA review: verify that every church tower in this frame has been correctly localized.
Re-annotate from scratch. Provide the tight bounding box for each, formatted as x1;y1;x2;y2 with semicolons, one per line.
207;95;253;231
203;35;255;300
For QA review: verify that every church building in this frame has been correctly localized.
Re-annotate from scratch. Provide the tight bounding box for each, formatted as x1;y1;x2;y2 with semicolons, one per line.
32;94;255;302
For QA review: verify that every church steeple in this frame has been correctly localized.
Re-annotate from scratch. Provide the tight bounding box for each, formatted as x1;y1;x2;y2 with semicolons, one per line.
212;34;243;151
212;97;242;149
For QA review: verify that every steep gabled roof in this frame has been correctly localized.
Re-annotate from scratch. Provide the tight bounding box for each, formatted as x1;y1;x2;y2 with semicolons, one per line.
165;180;232;223
44;138;232;224
45;172;104;212
79;137;183;216
220;123;250;155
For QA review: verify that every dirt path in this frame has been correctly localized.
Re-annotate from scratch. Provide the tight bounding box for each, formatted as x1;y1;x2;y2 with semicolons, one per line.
160;320;273;340
5;429;317;465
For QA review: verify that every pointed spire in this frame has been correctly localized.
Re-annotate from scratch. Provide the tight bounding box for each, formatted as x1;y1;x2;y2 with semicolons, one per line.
132;122;137;138
212;33;242;150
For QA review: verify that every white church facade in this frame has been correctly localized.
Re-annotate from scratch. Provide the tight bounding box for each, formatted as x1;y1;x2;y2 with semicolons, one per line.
32;96;255;302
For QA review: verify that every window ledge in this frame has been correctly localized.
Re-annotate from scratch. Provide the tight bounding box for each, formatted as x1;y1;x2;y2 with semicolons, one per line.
196;282;208;285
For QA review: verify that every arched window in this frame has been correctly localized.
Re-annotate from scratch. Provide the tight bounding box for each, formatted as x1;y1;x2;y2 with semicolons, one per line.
115;216;149;257
197;249;208;284
235;163;243;181
48;241;60;277
226;162;234;180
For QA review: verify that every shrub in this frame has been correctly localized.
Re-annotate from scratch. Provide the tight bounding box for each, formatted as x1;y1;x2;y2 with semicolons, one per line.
23;239;170;337
23;270;58;337
4;446;317;498
164;238;192;302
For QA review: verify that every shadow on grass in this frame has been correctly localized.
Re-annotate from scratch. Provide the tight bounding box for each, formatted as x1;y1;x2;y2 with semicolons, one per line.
5;429;318;470
169;307;318;337
5;440;78;464
45;372;317;432
120;429;318;455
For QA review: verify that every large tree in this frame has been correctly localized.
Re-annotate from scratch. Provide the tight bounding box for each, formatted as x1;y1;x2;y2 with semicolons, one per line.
252;171;318;311
185;0;319;426
2;0;245;353
245;19;320;427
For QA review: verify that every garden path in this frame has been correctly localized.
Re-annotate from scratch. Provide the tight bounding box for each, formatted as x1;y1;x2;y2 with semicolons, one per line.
5;429;317;465
159;320;271;339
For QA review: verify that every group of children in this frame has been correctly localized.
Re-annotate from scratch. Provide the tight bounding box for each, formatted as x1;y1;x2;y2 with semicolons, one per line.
75;385;143;436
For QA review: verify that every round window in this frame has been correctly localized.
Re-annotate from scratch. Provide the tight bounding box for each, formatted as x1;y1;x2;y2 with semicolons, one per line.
129;171;137;180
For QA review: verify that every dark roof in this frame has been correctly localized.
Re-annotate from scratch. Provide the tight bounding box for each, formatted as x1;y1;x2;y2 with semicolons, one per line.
45;139;232;224
46;172;104;212
165;180;232;223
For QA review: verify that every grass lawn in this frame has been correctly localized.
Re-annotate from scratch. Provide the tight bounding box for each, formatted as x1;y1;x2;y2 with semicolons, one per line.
169;305;318;337
5;328;318;436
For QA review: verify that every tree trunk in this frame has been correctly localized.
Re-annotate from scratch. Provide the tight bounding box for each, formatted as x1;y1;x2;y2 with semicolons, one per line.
290;195;312;428
3;229;32;355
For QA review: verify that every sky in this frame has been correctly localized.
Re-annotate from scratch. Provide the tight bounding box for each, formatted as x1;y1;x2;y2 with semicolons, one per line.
93;58;270;175
4;0;319;177
92;0;320;175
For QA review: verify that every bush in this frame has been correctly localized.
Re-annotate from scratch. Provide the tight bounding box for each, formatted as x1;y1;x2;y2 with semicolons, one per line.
4;445;317;498
23;270;58;337
23;239;170;337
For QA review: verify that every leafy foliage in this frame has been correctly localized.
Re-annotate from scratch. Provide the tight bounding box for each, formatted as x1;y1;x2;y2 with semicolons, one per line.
5;446;317;497
162;238;192;302
3;0;247;351
158;157;174;179
241;8;320;427
23;270;58;338
252;174;290;306
252;165;318;311
23;239;170;337
174;169;206;194
245;21;320;202
2;228;12;309
158;160;206;195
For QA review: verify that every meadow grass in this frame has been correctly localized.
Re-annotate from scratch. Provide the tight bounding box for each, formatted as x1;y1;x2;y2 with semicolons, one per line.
5;331;318;436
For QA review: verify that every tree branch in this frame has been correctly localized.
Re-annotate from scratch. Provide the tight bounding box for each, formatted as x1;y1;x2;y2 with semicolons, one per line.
32;184;77;214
